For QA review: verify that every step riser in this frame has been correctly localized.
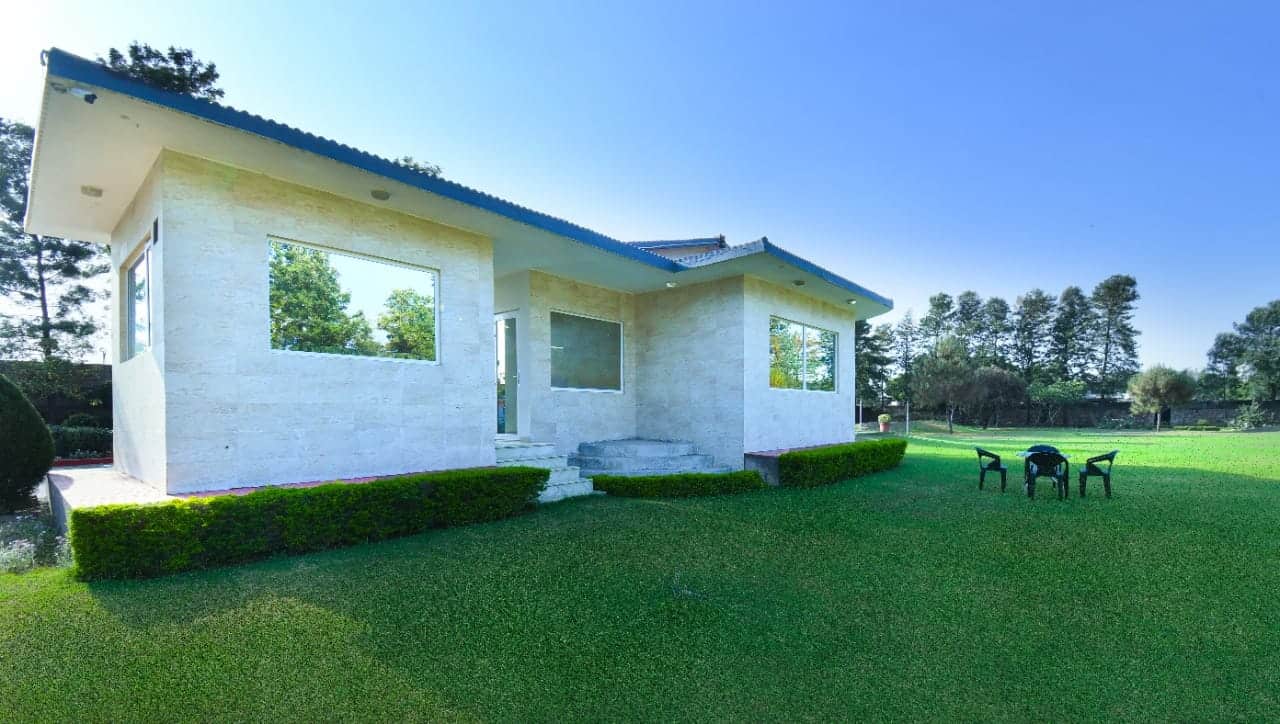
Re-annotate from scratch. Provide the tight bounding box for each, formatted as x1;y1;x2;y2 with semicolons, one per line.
497;456;569;469
539;481;595;502
580;466;732;478
569;454;714;473
496;445;558;463
577;440;696;457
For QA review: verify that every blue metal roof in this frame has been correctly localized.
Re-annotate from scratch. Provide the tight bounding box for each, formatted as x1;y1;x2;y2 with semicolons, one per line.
627;237;726;251
41;47;892;310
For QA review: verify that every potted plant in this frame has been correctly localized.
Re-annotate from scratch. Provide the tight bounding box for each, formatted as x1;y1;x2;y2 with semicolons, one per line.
877;414;892;433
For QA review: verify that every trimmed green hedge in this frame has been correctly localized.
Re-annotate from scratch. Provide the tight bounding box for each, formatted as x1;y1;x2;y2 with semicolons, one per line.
778;438;908;488
1174;425;1221;432
49;426;113;457
70;466;549;580
593;470;767;498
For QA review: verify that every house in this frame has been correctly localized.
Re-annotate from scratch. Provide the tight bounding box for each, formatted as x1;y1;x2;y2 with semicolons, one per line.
24;48;892;503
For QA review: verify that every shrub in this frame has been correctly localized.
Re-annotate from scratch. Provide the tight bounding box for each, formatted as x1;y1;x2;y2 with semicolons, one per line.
777;438;908;488
593;470;766;498
69;466;548;580
48;426;113;457
877;414;892;424
0;374;56;513
1174;425;1221;432
1233;401;1273;430
62;412;99;427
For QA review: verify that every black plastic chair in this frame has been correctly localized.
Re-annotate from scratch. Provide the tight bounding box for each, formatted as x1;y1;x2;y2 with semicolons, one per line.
1078;450;1119;498
1024;451;1070;500
976;448;1007;491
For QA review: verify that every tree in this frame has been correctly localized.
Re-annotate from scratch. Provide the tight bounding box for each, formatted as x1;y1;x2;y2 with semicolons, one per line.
378;288;437;360
966;366;1026;429
1128;366;1195;432
268;242;377;355
912;336;974;433
0;373;55;513
1202;301;1280;402
1199;332;1246;400
98;43;225;100
397;156;443;177
975;297;1012;367
1091;274;1141;397
1;119;109;361
919;293;955;351
1011;290;1056;423
854;321;893;408
952;291;984;354
891;312;919;405
1050;286;1097;384
1028;380;1086;426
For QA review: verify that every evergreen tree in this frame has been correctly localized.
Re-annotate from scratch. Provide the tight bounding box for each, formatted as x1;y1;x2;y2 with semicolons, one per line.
0;119;109;360
854;320;893;407
975;297;1012;367
98;42;225;100
1091;274;1141;397
919;293;955;351
1050;286;1097;384
952;291;984;354
913;336;974;433
1203;300;1280;401
892;312;919;404
1011;289;1056;385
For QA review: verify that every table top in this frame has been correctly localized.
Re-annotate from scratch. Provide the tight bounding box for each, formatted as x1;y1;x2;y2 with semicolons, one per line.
1016;450;1071;459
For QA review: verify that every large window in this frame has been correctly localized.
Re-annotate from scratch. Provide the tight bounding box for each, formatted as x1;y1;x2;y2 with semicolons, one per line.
769;316;837;391
551;311;622;391
124;229;154;361
268;239;438;361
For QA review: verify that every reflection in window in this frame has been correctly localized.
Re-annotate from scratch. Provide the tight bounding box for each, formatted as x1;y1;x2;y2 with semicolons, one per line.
268;240;437;361
126;246;152;360
551;311;622;390
769;316;837;391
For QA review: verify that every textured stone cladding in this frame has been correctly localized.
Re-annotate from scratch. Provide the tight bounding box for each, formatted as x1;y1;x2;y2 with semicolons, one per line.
110;157;167;486
742;277;857;454
149;152;495;493
634;277;747;469
524;271;640;454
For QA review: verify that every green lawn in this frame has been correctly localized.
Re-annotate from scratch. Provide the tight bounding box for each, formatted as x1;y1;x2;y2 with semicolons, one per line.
3;429;1279;721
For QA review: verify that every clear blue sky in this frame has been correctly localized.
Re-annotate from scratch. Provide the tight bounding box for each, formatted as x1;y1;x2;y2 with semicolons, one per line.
3;1;1277;369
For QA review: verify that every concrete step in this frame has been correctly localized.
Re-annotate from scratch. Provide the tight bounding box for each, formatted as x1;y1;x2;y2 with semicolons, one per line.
497;454;570;470
539;480;596;503
577;439;696;457
569;453;717;475
589;465;733;478
495;442;559;463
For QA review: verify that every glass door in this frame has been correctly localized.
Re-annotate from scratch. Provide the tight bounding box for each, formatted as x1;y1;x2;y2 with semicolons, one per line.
495;314;518;435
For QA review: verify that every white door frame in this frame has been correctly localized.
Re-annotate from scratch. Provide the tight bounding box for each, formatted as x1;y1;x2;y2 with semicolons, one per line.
495;311;521;440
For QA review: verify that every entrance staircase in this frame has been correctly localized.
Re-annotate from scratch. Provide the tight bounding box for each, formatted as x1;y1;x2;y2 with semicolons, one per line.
569;439;731;477
495;441;594;502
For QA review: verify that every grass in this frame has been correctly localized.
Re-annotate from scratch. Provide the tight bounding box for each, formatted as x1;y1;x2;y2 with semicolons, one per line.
3;428;1279;721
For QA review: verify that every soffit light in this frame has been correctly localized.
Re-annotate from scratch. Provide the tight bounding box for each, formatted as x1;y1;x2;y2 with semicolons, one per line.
370;189;391;201
80;185;103;198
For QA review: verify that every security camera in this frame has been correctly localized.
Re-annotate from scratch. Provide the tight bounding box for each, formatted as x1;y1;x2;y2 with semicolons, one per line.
68;87;97;104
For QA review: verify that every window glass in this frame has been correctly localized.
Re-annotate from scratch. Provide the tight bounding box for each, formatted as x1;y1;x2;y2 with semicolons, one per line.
126;248;151;360
269;240;438;361
769;316;838;391
550;311;622;390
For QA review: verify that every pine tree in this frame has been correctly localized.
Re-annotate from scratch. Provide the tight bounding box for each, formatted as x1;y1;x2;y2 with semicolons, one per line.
1091;275;1141;397
975;297;1012;368
919;293;955;352
1050;286;1097;384
952;291;984;354
854;320;893;407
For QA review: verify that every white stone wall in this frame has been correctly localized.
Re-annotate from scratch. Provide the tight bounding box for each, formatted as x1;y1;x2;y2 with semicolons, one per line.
155;153;494;493
109;158;167;486
634;277;746;469
522;271;639;454
742;276;857;453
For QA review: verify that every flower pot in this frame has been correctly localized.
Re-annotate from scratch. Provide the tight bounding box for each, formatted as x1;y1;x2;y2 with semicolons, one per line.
879;422;890;433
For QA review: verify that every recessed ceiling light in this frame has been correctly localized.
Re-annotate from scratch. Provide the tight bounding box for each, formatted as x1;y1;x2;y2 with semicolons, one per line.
665;281;678;288
370;189;391;201
80;185;103;198
847;299;858;305
792;279;806;287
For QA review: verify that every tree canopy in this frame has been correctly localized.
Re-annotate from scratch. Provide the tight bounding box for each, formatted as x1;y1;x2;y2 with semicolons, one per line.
98;43;225;100
378;288;437;360
1202;300;1280;401
1128;366;1195;431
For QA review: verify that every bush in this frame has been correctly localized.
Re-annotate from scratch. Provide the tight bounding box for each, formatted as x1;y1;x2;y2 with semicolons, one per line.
1174;425;1221;432
593;470;766;498
0;374;56;513
62;412;99;427
48;426;113;457
1233;401;1273;430
777;438;908;488
69;466;549;580
877;414;892;424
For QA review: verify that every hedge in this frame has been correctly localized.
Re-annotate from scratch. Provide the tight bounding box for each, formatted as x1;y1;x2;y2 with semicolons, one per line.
49;425;113;457
777;438;908;488
69;466;549;580
0;373;55;512
593;470;767;498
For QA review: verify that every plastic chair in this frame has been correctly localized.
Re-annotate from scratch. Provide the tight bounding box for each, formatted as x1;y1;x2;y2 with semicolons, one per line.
976;448;1007;492
1078;450;1119;498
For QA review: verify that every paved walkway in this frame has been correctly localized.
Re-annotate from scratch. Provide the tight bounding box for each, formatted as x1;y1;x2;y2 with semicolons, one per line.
47;466;172;531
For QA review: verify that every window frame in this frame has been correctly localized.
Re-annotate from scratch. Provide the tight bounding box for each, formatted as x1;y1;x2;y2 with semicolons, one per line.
266;236;442;365
768;315;838;393
122;222;156;362
549;309;624;393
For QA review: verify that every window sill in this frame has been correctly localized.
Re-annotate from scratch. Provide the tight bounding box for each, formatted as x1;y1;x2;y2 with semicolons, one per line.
268;348;441;366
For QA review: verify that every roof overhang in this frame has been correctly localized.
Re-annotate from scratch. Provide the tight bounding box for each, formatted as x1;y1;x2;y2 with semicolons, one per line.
25;48;892;319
